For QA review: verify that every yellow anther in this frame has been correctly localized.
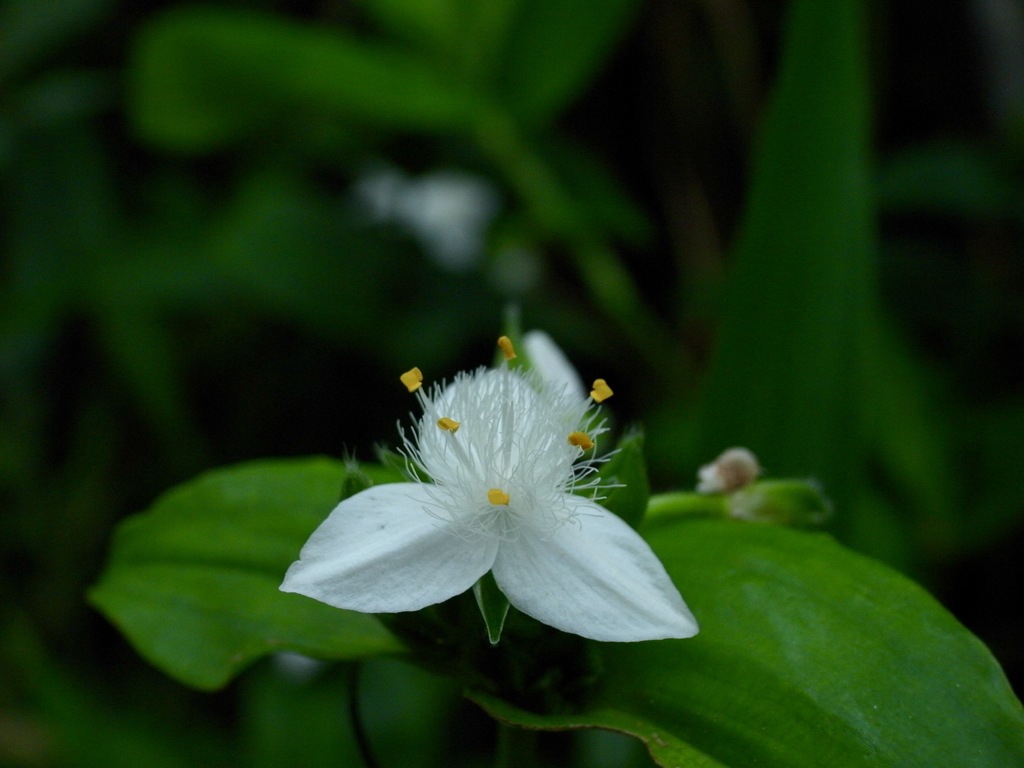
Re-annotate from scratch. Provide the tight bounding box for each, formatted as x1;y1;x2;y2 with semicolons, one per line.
400;367;423;393
590;378;613;403
568;431;595;450
487;488;510;506
497;335;517;361
437;417;460;433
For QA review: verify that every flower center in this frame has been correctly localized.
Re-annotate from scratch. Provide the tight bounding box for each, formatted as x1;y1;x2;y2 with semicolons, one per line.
487;488;510;506
398;336;613;538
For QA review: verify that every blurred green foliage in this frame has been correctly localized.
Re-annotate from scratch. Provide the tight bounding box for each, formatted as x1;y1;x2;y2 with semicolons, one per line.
2;0;1023;765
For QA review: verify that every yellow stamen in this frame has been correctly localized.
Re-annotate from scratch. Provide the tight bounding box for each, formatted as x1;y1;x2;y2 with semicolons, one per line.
590;378;613;403
437;417;460;433
568;431;594;450
487;488;510;506
400;367;423;393
497;335;517;361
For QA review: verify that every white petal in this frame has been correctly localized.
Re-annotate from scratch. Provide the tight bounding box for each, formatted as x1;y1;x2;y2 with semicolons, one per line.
281;483;498;613
696;461;725;494
522;330;586;400
491;497;698;641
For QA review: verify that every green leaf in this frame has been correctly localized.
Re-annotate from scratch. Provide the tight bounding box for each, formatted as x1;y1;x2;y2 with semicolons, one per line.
129;7;484;150
474;519;1024;767
88;458;405;690
360;0;461;53
692;0;874;515
595;429;649;529
494;0;639;125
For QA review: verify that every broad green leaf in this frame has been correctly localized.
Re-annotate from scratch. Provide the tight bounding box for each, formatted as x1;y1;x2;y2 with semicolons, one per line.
474;519;1024;767
129;7;484;150
595;429;649;529
476;695;727;768
493;0;639;125
88;458;405;690
693;0;874;516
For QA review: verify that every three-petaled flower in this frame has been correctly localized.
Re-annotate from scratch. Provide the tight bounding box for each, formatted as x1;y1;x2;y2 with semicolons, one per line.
281;332;697;642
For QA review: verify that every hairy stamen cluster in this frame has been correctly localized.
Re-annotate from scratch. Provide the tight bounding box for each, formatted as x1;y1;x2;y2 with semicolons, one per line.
399;357;609;541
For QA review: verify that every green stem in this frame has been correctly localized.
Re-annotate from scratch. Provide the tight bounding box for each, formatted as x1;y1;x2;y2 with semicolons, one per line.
348;664;379;768
645;491;729;525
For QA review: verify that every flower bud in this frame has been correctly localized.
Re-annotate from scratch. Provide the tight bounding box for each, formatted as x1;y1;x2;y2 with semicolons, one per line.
696;447;761;494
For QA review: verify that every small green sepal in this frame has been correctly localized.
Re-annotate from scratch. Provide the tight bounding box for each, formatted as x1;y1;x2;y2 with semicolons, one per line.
337;458;373;502
473;571;511;645
593;428;649;529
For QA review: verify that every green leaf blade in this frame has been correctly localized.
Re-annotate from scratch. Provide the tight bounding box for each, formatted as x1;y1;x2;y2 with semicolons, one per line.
614;520;1024;766
474;693;727;768
693;0;874;510
474;520;1024;767
88;458;405;690
129;7;484;150
90;564;398;691
494;0;639;126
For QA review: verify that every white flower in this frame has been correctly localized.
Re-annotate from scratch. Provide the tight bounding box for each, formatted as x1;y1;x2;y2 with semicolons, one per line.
281;336;698;642
350;164;499;272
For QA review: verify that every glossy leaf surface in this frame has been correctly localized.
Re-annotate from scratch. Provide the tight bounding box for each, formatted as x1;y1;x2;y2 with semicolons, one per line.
89;459;405;690
477;519;1024;767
